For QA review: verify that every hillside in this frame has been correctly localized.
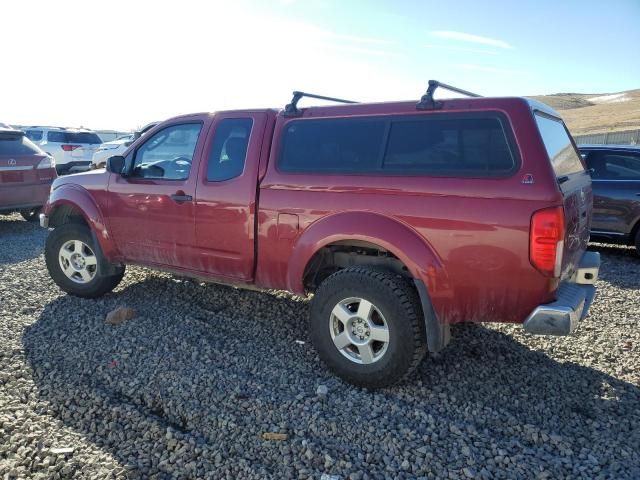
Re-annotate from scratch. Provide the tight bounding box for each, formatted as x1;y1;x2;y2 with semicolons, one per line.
529;88;640;135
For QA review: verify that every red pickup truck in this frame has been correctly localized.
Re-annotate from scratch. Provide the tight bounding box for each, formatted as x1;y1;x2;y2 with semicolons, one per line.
41;82;600;388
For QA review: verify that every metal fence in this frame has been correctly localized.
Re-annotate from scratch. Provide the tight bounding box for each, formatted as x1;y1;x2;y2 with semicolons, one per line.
574;128;640;145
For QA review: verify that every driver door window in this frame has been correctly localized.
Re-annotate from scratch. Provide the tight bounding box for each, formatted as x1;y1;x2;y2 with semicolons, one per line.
131;123;202;180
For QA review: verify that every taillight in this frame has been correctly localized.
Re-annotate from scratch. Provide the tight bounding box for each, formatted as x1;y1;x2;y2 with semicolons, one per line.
530;206;565;277
61;144;81;151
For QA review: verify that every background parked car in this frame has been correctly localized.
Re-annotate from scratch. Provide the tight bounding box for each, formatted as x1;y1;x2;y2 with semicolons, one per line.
23;127;102;174
91;122;159;169
94;130;131;142
0;127;57;221
579;144;640;253
91;134;134;169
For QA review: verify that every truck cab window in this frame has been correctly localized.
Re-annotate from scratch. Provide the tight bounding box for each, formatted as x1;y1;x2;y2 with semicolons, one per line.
207;118;253;182
131;123;202;180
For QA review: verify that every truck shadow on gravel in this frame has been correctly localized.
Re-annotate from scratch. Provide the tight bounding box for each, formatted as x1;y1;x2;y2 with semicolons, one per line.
22;274;640;478
0;217;45;264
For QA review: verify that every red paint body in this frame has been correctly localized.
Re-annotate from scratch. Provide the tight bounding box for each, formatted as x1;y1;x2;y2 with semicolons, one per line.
44;97;592;325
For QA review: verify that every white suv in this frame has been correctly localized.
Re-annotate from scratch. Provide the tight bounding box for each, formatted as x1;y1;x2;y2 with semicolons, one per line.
23;127;103;174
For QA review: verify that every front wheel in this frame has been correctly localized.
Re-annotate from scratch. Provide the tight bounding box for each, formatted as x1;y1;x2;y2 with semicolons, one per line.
45;223;125;298
310;267;427;388
20;207;42;222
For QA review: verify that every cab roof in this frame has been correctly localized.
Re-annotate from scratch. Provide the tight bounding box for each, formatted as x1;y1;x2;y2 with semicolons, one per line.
280;97;561;121
165;96;559;122
165;79;563;123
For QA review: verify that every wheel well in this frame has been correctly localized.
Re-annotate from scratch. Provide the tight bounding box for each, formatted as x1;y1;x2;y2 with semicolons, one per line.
303;240;411;292
49;205;89;229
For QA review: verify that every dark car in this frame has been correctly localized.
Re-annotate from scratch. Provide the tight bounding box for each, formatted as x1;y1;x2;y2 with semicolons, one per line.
579;145;640;253
0;127;57;221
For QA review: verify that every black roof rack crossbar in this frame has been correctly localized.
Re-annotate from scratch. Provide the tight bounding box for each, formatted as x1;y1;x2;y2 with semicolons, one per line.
416;80;482;110
284;91;358;116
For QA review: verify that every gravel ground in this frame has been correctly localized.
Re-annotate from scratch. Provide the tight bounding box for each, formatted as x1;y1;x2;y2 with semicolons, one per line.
0;212;638;480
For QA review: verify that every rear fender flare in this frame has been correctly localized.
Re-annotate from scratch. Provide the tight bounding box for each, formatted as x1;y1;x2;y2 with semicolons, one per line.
287;212;450;352
286;211;447;295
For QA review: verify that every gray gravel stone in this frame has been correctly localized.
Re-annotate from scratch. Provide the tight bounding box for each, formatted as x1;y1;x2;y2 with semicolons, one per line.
0;214;639;479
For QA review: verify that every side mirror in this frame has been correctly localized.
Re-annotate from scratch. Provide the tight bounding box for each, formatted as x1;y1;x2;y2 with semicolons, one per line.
106;155;126;175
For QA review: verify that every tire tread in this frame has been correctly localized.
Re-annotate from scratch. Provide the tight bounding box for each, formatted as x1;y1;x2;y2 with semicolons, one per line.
45;224;124;298
311;267;427;388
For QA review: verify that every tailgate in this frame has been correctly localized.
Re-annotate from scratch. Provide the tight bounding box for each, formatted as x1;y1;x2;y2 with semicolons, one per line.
558;174;592;277
0;154;44;185
534;112;592;277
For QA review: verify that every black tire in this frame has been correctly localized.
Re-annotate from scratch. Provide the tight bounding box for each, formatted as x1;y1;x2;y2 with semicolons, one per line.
20;207;42;222
310;267;427;389
45;223;125;298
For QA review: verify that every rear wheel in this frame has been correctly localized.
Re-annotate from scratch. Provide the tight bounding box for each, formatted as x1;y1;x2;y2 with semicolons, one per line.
310;267;427;388
20;207;41;222
45;223;125;298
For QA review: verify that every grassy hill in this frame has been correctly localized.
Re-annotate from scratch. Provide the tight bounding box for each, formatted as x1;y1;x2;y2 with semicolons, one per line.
529;88;640;135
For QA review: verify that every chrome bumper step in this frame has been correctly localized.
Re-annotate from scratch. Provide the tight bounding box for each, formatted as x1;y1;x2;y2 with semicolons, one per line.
523;252;600;336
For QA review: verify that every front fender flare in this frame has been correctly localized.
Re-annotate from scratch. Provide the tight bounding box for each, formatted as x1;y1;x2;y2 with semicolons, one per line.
46;185;118;260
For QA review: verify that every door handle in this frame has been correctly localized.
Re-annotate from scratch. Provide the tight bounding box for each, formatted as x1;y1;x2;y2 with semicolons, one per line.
170;193;193;203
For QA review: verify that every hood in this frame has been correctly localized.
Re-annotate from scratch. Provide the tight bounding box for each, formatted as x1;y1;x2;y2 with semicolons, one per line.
51;168;110;192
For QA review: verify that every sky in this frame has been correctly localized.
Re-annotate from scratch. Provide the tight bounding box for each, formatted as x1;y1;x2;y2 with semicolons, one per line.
2;0;639;131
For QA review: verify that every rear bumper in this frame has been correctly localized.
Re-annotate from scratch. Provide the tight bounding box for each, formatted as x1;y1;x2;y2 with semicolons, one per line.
523;251;600;336
0;182;50;212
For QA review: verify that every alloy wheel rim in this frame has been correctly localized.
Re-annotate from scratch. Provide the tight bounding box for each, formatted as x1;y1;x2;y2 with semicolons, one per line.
58;240;98;284
329;297;390;365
